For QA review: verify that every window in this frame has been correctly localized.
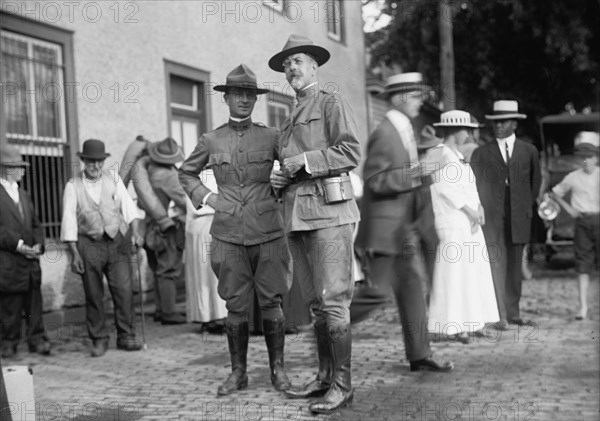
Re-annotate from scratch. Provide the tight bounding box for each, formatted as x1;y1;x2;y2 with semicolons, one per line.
267;92;294;129
326;0;344;42
263;0;284;13
165;61;210;158
1;13;77;239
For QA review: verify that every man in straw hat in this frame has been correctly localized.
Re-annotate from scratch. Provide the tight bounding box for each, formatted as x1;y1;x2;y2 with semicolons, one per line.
61;139;144;357
471;100;541;330
268;34;361;414
355;72;453;373
0;143;50;359
179;64;292;396
550;134;599;321
142;137;188;325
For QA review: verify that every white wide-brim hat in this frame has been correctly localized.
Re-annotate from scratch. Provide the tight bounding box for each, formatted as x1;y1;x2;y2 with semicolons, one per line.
377;72;431;99
433;110;480;128
485;100;527;120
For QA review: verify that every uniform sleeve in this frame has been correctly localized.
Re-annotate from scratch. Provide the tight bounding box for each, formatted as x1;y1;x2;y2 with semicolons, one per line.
178;135;212;209
60;181;79;242
303;93;361;178
116;176;142;224
162;170;189;210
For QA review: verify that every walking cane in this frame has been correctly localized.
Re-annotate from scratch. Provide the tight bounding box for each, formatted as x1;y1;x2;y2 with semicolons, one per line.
134;245;148;350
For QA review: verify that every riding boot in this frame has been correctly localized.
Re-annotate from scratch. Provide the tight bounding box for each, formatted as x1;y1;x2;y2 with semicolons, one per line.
263;319;291;391
216;321;249;397
285;319;332;399
309;324;354;414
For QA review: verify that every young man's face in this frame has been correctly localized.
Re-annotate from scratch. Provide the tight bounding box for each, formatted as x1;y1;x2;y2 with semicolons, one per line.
225;89;257;119
492;119;517;139
283;53;317;92
582;154;599;173
391;91;423;119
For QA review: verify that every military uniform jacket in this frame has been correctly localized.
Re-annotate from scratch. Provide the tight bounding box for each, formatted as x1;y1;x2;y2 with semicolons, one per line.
0;186;44;292
179;118;284;246
278;84;361;232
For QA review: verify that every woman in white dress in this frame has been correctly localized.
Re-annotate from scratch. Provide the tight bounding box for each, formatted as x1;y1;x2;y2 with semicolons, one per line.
185;170;228;330
425;110;500;343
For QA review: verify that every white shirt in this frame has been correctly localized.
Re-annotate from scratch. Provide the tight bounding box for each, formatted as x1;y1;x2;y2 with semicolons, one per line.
496;134;516;163
552;167;600;214
0;177;20;204
60;174;141;242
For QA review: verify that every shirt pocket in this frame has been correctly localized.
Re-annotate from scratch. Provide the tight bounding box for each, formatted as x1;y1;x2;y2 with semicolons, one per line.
207;153;233;183
247;150;274;182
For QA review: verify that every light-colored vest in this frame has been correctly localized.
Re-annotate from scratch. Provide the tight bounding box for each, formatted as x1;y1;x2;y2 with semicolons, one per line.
73;170;128;240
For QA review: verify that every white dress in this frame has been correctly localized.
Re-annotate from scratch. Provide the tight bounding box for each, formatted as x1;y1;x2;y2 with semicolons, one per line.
184;170;227;323
426;145;500;334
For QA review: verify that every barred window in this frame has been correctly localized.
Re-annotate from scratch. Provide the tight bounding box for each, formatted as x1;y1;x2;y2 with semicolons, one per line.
326;0;344;42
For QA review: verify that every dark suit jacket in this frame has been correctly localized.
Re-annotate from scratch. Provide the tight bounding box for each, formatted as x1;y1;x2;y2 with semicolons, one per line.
355;116;424;255
470;138;541;244
0;186;44;292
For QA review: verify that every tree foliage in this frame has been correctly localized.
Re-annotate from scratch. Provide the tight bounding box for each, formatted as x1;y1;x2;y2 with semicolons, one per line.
366;0;600;137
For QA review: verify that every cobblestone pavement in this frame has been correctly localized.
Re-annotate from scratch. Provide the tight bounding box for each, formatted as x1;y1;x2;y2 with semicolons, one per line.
3;260;599;421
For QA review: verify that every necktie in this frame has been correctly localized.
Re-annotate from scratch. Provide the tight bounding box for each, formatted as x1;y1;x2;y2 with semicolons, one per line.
505;142;511;185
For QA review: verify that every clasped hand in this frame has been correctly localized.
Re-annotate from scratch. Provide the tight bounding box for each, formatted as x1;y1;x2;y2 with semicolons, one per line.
17;243;42;260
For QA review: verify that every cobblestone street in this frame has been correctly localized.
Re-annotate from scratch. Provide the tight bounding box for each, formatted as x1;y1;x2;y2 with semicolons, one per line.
3;260;599;421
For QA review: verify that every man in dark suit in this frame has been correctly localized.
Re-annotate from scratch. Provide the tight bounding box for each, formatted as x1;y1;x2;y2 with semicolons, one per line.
355;72;452;373
0;143;50;359
471;100;541;329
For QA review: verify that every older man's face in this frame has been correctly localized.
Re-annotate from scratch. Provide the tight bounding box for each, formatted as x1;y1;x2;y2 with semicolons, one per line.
283;53;317;92
82;158;105;181
492;119;517;139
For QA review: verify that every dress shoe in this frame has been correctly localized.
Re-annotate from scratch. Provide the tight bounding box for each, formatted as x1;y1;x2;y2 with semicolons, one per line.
29;340;52;355
117;336;143;351
161;313;187;325
309;384;354;415
410;357;454;372
217;370;248;397
487;320;509;331
90;339;109;357
508;317;535;327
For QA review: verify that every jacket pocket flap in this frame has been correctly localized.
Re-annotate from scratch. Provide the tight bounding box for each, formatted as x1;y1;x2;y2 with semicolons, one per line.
208;153;232;166
248;150;274;163
256;200;279;215
297;183;320;196
293;109;322;126
215;201;236;215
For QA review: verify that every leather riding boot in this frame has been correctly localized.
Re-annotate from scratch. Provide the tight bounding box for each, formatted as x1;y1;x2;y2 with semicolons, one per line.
285;319;332;399
263;319;291;391
217;321;249;397
309;324;354;415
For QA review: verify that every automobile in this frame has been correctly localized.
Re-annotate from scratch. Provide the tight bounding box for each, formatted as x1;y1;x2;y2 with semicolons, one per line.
538;112;600;261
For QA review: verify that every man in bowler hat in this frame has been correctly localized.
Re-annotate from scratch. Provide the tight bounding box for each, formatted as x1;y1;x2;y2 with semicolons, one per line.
61;139;144;357
0;143;50;359
269;35;361;414
179;64;292;396
471;100;541;329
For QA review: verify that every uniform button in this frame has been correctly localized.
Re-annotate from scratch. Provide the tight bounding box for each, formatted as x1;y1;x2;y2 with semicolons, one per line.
239;147;244;152
240;183;245;188
240;166;245;171
238;132;244;137
241;201;246;206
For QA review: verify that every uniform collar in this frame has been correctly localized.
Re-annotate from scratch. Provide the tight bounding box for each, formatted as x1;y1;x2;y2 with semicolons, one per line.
296;82;319;100
228;117;252;131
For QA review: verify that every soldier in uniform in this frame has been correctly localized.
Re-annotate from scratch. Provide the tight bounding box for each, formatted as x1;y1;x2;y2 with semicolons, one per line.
178;64;292;396
268;35;361;414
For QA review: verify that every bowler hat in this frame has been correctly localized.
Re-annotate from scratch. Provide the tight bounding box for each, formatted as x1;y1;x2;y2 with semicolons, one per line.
77;139;110;160
148;137;184;165
268;34;330;72
485;100;527;120
377;72;431;99
0;143;30;167
434;110;480;128
214;64;269;94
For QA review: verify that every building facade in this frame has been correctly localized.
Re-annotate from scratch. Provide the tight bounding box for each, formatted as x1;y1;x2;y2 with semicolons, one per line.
1;0;368;311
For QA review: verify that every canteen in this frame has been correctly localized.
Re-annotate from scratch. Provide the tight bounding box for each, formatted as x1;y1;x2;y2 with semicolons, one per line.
322;174;353;204
537;193;560;221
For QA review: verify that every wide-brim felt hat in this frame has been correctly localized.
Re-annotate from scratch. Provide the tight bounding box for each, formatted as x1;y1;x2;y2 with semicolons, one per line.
574;142;600;157
485;100;527;120
214;64;269;94
433;110;480;128
0;143;30;167
77;139;110;160
418;125;443;150
377;72;431;99
148;137;184;165
268;34;330;72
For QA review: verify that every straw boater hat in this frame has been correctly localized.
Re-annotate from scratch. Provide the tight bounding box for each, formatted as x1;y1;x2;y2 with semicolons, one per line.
77;139;111;160
213;64;269;94
0;143;30;167
377;72;430;99
148;137;184;165
268;34;330;72
433;110;480;128
485;100;527;120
